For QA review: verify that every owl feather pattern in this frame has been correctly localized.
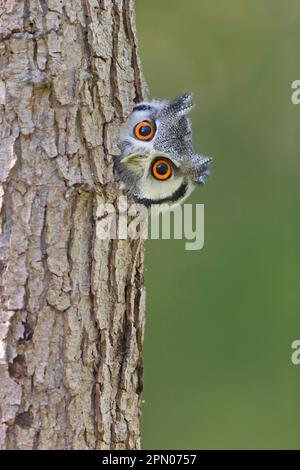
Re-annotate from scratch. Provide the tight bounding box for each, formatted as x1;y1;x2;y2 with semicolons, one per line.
114;93;212;211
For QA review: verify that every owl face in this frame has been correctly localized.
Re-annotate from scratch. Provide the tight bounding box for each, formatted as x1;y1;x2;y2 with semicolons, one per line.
114;93;212;211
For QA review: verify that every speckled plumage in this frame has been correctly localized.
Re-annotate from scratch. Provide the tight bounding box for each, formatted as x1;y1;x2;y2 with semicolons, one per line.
114;93;212;211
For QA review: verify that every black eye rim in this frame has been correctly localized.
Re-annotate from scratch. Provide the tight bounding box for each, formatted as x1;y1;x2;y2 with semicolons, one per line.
133;120;156;141
151;157;175;181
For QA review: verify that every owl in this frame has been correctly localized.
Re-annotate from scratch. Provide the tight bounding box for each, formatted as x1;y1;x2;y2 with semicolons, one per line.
114;93;212;211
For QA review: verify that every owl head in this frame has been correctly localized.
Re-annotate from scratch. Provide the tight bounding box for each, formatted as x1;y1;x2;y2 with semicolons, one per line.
114;93;212;211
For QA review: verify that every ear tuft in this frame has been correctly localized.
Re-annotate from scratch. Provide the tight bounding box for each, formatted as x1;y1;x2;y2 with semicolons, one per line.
192;155;213;185
160;92;194;118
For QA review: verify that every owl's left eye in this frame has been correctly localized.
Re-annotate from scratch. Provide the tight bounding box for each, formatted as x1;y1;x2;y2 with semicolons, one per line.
134;120;155;141
151;159;173;181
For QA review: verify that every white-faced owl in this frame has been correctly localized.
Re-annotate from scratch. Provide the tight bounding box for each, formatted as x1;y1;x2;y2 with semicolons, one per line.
114;93;212;211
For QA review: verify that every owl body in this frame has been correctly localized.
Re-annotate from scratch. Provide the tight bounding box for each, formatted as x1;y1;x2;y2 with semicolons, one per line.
114;93;212;211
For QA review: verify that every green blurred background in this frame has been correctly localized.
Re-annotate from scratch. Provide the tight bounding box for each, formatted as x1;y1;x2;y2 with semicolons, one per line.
136;0;300;449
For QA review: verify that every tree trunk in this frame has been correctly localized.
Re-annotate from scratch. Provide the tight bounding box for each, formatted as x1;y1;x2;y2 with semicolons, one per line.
0;0;147;450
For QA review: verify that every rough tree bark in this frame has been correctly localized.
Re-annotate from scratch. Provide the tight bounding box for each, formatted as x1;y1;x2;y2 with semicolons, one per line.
0;0;147;450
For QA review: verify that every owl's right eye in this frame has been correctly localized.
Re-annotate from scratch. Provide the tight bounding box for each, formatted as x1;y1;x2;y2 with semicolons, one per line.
134;120;155;141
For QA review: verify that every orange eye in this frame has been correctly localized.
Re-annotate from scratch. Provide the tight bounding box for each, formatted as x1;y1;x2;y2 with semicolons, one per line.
134;120;155;141
152;159;173;181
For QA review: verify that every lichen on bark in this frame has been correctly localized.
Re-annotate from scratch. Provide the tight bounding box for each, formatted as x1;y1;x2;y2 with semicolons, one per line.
0;0;147;450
